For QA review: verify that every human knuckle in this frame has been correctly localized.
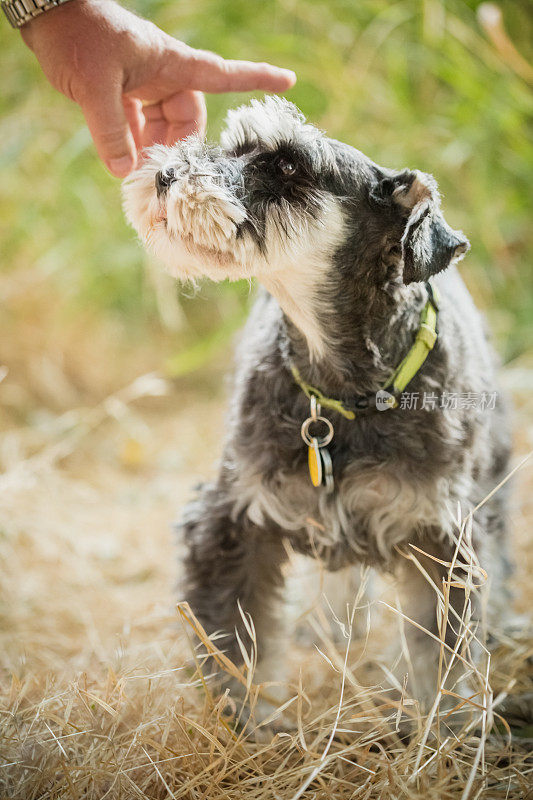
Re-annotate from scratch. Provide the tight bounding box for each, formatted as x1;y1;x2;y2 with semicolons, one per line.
96;127;127;148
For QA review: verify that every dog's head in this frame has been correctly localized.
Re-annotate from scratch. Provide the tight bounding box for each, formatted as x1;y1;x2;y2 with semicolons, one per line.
123;97;468;352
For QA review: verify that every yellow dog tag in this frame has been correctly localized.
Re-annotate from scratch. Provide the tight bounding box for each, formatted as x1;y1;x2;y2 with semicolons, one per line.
308;437;322;487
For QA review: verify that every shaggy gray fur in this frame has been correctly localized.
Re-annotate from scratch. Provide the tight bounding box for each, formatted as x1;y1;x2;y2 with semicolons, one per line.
124;98;512;715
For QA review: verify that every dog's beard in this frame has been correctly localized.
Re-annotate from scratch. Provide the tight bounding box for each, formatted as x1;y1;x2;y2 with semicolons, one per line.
122;142;250;281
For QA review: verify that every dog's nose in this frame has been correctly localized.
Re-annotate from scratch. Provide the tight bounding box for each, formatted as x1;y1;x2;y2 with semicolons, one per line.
155;168;176;197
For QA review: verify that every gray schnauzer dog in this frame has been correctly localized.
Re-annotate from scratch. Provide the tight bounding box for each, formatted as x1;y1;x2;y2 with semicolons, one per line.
123;97;512;718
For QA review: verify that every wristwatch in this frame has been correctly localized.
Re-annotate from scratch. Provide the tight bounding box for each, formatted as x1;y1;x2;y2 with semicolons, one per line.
1;0;75;28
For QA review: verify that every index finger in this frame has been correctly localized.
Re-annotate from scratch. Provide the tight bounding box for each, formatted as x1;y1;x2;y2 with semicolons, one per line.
173;45;296;94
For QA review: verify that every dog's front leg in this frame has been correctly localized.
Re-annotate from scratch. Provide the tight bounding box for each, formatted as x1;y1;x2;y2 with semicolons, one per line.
391;539;475;722
177;481;289;727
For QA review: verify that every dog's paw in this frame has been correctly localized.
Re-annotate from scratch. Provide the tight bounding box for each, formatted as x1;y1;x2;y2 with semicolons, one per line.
487;616;533;654
497;693;533;730
223;695;296;742
215;675;295;741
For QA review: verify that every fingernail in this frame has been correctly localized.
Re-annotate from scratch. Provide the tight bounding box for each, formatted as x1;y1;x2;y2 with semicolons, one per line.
280;69;297;85
108;155;135;177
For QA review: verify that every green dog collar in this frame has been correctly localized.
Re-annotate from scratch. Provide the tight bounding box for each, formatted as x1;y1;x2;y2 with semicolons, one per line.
291;282;440;420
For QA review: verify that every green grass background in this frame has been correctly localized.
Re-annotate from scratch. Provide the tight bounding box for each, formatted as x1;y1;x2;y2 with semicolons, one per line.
1;0;532;386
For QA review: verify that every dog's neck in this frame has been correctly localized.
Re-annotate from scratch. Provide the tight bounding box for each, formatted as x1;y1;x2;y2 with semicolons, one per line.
268;279;427;397
260;272;328;361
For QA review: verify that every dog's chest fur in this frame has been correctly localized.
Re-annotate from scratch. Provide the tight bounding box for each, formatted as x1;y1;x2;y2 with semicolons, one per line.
222;286;491;568
233;462;460;566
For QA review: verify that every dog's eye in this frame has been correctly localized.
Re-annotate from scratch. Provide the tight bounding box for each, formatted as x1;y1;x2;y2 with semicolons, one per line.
278;158;296;176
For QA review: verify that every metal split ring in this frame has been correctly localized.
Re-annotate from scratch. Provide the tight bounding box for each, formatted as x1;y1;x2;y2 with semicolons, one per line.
300;415;334;447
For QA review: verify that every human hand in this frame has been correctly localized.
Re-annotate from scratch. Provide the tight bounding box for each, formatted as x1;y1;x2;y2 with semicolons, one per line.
21;0;296;177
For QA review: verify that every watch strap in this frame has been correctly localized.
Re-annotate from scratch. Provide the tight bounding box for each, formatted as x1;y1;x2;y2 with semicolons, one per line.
1;0;75;28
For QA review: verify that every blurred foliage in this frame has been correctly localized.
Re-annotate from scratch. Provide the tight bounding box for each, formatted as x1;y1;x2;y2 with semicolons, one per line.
1;0;532;386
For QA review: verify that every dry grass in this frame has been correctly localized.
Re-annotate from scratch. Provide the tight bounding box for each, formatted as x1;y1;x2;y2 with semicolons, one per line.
1;1;531;793
0;362;532;799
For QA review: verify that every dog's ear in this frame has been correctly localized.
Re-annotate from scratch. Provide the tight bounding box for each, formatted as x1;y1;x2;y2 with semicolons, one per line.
377;169;470;283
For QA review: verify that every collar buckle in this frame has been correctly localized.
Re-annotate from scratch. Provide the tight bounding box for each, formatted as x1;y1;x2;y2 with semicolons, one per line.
416;322;438;350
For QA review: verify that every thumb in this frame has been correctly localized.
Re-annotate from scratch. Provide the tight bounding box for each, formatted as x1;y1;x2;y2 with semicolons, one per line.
80;83;137;177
